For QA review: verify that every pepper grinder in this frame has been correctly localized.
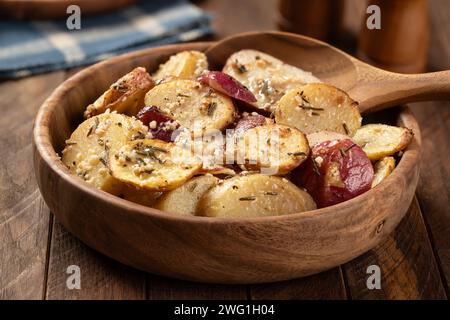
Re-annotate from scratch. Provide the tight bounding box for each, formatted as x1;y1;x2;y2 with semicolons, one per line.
277;0;345;43
357;0;429;73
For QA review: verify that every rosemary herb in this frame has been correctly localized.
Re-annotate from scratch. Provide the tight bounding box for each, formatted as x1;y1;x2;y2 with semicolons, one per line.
239;196;256;201
66;141;77;146
112;83;128;93
260;80;269;95
235;60;247;73
344;143;357;153
188;182;198;192
207;102;217;116
177;93;190;98
342;123;349;135
298;105;324;111
312;158;321;176
87;117;99;137
287;152;307;157
264;192;278;196
99;157;108;167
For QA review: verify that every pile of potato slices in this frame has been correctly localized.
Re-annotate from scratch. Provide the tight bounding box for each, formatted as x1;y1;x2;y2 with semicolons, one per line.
62;49;413;217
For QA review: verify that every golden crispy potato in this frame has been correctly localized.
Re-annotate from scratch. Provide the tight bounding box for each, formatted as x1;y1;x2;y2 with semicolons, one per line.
372;156;396;188
61;113;149;194
306;131;349;147
144;80;236;133
353;124;413;161
236;124;309;174
197;174;316;218
223;50;320;112
109;139;202;191
152;51;208;82
154;175;219;215
84;67;154;118
275;83;362;136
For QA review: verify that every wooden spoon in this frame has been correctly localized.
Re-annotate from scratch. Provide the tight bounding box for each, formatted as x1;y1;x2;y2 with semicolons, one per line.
204;31;450;114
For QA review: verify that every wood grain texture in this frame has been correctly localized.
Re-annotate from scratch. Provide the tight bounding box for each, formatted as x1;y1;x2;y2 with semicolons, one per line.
146;274;247;300
411;100;450;294
33;40;421;283
45;219;146;300
250;268;347;300
0;72;64;299
343;197;447;299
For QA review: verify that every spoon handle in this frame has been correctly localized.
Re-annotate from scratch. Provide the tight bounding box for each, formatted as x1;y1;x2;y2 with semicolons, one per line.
353;69;450;113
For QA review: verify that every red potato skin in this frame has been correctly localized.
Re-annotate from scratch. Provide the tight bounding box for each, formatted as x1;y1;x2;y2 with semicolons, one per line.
234;114;267;132
198;71;257;103
293;139;374;208
136;106;180;142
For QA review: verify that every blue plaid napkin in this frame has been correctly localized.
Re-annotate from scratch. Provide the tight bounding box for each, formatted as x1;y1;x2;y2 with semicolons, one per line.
0;0;212;79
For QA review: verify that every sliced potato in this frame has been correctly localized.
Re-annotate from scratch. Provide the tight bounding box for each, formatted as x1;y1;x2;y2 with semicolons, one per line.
372;156;396;188
307;131;349;147
144;79;236;133
236;124;309;174
152;51;208;82
223;49;321;112
197;174;317;218
84;67;154;118
154;175;219;215
353;124;413;161
109;139;202;191
61;113;149;194
120;186;162;207
275;83;362;135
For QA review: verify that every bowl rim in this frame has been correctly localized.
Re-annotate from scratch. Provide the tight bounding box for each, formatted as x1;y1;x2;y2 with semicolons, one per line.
33;40;422;225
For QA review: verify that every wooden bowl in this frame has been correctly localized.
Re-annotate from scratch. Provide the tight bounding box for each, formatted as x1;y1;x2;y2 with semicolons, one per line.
33;41;421;284
0;0;139;19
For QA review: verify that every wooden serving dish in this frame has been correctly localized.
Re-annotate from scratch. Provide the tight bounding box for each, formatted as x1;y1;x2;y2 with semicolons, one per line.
33;41;421;284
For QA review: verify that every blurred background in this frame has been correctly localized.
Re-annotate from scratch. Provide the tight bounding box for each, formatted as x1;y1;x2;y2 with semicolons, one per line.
0;0;443;79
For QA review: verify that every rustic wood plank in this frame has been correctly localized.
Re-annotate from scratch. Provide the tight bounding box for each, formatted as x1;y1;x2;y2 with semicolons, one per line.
249;268;347;300
407;0;450;295
0;72;64;299
45;219;146;300
146;274;247;300
343;197;447;299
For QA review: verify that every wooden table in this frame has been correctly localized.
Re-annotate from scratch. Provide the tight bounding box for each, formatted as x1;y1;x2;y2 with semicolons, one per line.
1;0;449;300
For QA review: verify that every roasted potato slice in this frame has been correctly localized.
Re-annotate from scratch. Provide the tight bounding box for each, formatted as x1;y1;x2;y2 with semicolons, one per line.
144;80;236;133
84;67;154;118
293;139;374;208
353;124;413;161
197;174;317;218
61;113;149;194
154;175;219;215
120;186;162;207
109;139;202;191
236;124;309;175
372;156;396;188
306;131;349;147
152;51;208;82
223;50;320;112
275;83;362;136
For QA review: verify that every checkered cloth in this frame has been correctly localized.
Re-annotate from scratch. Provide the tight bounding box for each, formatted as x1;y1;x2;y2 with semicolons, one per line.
0;0;212;79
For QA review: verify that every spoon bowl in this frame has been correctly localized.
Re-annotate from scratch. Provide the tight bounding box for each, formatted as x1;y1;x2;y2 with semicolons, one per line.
205;31;450;113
